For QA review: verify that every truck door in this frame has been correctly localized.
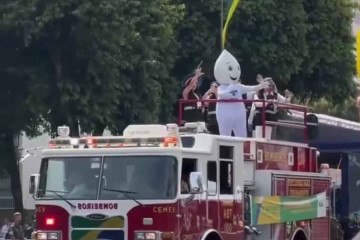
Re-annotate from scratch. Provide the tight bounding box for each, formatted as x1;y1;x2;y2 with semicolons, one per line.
218;144;244;239
206;160;219;230
179;158;205;237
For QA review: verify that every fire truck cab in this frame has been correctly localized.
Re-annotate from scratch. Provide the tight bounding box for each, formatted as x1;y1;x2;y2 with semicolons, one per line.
30;117;335;240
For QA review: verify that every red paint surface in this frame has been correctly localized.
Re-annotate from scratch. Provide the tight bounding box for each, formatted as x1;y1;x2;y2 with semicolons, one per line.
128;199;244;240
36;199;244;240
127;203;179;240
256;142;316;172
257;143;293;171
296;148;307;172
271;175;331;240
310;148;318;172
243;141;251;159
36;204;70;240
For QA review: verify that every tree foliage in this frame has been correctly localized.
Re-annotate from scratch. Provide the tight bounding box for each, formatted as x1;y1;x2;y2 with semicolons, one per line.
174;0;356;102
291;0;357;101
0;0;184;212
229;0;308;88
0;0;357;212
0;2;43;212
3;0;184;135
172;0;222;78
309;97;359;121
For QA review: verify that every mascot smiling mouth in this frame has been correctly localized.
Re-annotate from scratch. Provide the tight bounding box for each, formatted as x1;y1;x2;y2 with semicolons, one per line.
230;76;238;81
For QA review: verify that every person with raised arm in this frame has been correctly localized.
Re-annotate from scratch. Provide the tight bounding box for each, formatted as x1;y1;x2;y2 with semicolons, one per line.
249;74;293;139
181;67;204;123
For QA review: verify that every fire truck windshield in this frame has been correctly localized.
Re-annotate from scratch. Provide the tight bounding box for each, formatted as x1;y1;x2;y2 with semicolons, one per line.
38;155;178;200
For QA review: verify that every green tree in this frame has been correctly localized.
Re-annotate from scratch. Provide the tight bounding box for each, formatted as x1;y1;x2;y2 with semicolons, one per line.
1;0;183;211
229;0;308;88
291;0;356;101
0;26;42;211
296;97;359;122
174;0;356;102
172;0;222;88
3;0;184;135
173;0;309;90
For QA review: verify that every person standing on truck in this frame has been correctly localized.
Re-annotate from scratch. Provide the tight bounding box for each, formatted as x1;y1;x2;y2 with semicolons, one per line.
249;75;293;139
181;67;204;123
203;81;219;134
8;212;24;240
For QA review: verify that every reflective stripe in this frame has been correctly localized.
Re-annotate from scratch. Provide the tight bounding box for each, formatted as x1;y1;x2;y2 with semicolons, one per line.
208;111;216;115
184;106;196;110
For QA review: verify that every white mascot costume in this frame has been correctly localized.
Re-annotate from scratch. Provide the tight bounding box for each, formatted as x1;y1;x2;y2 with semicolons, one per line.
214;50;270;137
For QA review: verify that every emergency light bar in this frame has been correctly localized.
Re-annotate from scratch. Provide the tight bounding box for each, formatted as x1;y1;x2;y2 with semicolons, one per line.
80;136;178;148
48;139;73;149
48;124;180;149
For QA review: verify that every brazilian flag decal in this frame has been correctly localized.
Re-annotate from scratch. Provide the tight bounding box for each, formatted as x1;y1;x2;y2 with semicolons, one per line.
71;216;125;240
72;230;124;240
71;216;124;228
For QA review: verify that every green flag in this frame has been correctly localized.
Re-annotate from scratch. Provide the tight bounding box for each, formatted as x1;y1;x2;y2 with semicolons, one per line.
221;0;241;49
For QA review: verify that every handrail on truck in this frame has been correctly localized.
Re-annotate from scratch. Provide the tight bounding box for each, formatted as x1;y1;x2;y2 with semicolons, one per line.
178;99;311;142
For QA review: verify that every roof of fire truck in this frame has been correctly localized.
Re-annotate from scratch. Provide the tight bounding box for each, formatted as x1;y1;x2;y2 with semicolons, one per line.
42;122;239;156
42;121;310;158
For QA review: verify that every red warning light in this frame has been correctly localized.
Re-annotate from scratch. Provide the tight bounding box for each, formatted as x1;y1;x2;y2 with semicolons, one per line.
46;218;55;226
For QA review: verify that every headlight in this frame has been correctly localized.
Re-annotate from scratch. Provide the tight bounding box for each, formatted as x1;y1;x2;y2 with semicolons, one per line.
48;232;59;239
37;233;47;240
134;231;161;240
36;231;61;240
145;233;156;240
135;232;145;240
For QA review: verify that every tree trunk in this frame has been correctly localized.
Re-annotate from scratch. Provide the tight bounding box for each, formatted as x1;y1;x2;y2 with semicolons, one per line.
70;119;79;137
93;122;105;136
3;132;24;212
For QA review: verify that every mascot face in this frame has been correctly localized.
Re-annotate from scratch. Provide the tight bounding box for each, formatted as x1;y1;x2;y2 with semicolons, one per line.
214;49;241;85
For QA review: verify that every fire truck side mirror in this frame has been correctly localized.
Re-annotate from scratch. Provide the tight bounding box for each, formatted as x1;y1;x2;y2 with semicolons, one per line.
29;174;40;195
189;172;203;194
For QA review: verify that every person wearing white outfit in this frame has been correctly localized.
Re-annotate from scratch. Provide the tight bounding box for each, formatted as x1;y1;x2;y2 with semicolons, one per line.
0;217;11;239
213;50;270;137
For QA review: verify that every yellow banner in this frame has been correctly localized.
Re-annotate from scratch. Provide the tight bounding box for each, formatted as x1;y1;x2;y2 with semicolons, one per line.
251;192;327;225
222;0;241;49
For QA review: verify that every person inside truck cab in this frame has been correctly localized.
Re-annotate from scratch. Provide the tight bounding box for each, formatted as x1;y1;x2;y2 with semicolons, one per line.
66;171;94;198
181;172;190;194
181;162;196;194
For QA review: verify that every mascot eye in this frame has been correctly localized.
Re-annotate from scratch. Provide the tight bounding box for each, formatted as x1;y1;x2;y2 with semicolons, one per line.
228;65;233;71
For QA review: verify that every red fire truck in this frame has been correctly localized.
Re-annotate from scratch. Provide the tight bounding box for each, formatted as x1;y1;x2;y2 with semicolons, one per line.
30;100;338;240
